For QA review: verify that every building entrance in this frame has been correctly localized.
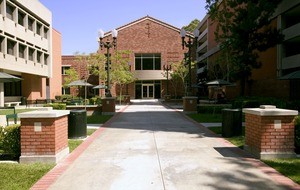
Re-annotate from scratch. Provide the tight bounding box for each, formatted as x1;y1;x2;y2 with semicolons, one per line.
142;84;154;99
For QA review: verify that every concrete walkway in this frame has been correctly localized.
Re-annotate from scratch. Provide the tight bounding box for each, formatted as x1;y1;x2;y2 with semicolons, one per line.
32;99;299;190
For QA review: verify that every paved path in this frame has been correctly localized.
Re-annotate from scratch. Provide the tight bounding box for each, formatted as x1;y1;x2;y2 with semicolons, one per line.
33;100;299;190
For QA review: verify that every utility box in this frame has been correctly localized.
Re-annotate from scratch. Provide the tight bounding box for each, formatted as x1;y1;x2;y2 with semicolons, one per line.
68;110;87;139
222;109;242;137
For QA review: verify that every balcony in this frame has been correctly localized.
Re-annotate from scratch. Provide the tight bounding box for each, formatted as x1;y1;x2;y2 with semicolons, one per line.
133;70;166;80
282;54;300;69
283;22;300;41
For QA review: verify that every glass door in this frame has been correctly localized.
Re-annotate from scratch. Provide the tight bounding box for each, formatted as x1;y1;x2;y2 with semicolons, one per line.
142;84;154;99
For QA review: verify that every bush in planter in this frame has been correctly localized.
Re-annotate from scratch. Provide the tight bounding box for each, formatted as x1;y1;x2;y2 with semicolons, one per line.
0;124;21;159
294;116;300;154
43;103;66;110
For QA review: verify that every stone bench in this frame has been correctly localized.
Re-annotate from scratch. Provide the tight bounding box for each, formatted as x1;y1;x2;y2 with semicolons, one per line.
4;102;21;107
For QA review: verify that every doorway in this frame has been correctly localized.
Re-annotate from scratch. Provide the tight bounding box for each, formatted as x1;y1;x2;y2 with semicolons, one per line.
142;84;154;99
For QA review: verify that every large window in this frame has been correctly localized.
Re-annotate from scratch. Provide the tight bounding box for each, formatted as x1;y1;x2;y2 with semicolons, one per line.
36;22;42;35
135;54;161;70
62;66;70;75
6;3;15;20
37;51;42;63
19;43;26;58
18;10;25;26
28;47;34;61
4;80;22;96
28;17;34;31
7;39;16;55
44;27;48;39
0;36;4;53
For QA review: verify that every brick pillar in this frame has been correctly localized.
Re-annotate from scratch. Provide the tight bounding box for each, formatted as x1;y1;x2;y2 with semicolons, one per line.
183;96;198;114
101;97;116;115
243;105;298;159
18;109;70;163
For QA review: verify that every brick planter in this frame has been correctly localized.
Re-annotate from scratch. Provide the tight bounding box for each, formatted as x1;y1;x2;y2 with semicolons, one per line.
183;96;198;114
243;105;298;159
18;108;70;163
101;97;116;115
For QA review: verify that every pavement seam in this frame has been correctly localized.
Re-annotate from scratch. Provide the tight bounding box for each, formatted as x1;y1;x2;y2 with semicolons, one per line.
149;106;167;190
30;104;130;190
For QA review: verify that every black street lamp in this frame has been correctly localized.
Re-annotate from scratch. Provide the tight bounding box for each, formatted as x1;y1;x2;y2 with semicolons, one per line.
98;29;118;97
163;63;171;95
180;28;199;96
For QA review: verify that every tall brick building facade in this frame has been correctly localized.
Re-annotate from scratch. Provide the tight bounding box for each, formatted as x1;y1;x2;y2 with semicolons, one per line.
63;16;196;99
99;16;194;99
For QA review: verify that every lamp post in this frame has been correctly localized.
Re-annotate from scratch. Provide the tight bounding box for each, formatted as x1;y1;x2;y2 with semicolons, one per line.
180;28;199;96
126;62;131;95
98;29;118;97
163;63;171;96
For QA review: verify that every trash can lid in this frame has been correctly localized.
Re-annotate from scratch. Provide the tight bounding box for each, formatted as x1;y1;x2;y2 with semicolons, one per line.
70;109;86;113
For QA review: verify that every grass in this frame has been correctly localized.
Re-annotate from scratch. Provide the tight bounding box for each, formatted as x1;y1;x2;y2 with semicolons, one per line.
87;114;112;124
0;163;55;190
188;113;222;122
0;108;36;115
0;126;98;190
68;129;97;152
263;159;300;184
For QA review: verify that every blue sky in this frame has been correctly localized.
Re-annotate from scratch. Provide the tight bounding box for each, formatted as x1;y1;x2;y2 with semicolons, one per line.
39;0;207;55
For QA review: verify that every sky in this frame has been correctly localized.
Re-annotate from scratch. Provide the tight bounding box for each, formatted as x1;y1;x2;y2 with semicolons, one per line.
39;0;207;55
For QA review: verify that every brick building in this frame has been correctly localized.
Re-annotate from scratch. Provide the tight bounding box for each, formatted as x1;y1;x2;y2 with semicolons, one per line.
195;1;300;100
99;15;194;99
63;16;196;99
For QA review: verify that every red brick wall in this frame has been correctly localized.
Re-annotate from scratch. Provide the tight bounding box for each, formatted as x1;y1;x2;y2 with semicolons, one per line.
245;114;295;155
99;17;195;97
20;116;68;156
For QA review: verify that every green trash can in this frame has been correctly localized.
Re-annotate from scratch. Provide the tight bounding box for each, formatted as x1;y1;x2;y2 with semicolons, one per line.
68;110;87;139
222;109;242;137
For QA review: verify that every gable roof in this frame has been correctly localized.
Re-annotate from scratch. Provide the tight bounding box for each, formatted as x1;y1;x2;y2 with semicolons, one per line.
103;15;194;38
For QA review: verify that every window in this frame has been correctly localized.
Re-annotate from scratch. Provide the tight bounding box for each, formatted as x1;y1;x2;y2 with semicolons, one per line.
4;80;22;96
7;39;16;55
28;17;34;31
28;47;34;61
19;43;26;58
18;10;25;26
62;87;70;95
44;27;48;39
0;36;4;53
62;66;70;75
36;22;41;35
6;3;15;20
37;51;42;63
44;54;48;65
135;54;161;70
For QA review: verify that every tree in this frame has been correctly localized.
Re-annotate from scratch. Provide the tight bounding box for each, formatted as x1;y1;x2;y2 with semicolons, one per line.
183;19;200;32
63;67;79;96
170;61;195;96
111;50;135;104
86;50;135;99
205;0;283;95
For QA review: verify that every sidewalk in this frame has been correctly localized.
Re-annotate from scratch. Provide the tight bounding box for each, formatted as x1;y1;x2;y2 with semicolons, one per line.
32;99;299;190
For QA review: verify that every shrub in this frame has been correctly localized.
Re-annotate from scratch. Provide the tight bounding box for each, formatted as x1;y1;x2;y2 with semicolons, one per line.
43;103;66;110
61;94;73;101
0;125;21;158
90;97;101;105
55;95;62;100
232;96;287;109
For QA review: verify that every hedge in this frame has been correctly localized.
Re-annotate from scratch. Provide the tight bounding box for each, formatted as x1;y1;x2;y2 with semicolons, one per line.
0;124;21;159
43;103;66;110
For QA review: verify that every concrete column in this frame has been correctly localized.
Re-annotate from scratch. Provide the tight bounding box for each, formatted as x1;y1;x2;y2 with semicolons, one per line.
18;108;70;163
101;97;116;115
0;83;4;107
243;105;298;159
